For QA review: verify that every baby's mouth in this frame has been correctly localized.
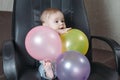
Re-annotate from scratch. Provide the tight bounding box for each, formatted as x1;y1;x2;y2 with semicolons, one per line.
60;27;64;29
59;26;64;29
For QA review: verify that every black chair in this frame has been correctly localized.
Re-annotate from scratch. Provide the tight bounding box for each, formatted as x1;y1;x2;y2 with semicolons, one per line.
2;0;120;80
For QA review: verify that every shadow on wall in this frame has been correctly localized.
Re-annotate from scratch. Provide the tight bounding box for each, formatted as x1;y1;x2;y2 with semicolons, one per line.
0;12;12;56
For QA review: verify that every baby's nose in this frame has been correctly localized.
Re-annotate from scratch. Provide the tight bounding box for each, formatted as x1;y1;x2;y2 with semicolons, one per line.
59;21;63;24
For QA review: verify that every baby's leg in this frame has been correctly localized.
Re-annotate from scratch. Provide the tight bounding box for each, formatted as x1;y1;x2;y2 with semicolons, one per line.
43;60;54;79
39;60;55;80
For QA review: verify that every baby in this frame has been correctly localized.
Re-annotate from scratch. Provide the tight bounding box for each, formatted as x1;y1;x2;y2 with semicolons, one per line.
40;8;71;34
39;8;71;80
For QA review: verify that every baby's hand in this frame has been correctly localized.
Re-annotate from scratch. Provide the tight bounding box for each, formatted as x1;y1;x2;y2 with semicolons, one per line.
57;27;71;34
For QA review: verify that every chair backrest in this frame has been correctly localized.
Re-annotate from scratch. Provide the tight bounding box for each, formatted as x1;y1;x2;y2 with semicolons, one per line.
12;0;92;67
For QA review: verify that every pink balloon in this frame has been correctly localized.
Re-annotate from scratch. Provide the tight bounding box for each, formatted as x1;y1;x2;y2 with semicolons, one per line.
25;26;62;61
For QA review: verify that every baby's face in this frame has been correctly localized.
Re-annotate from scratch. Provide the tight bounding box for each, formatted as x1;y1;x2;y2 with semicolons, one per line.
45;12;66;32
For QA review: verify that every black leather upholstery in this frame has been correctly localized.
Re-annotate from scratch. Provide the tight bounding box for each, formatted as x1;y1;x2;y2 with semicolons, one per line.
2;0;120;80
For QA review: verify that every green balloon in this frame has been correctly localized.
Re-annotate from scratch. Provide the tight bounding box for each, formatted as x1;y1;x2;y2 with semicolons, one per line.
60;29;89;55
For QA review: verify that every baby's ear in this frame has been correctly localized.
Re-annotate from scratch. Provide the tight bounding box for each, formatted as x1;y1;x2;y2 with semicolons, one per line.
42;23;47;27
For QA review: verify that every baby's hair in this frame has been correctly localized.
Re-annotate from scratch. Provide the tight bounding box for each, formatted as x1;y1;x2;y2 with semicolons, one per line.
40;8;63;24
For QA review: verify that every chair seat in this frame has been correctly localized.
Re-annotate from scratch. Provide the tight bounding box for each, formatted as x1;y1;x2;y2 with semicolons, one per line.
20;69;41;80
20;62;118;80
88;62;118;80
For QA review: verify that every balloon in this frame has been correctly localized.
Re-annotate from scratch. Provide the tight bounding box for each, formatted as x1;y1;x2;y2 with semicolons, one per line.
25;26;62;61
55;51;90;80
60;29;89;55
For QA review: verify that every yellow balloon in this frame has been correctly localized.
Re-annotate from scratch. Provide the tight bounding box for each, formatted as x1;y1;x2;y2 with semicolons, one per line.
60;29;89;55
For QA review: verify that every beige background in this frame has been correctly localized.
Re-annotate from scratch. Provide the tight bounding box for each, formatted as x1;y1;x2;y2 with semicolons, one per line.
0;0;14;11
0;0;120;51
84;0;120;50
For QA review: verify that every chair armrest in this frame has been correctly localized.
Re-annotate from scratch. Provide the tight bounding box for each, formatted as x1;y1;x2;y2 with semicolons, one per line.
2;40;22;80
91;36;120;75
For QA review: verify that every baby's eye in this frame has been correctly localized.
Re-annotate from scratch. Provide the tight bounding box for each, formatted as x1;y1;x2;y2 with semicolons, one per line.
61;20;65;23
55;21;59;23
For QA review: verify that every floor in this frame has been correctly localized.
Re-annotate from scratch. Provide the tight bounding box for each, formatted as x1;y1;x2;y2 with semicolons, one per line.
0;49;117;80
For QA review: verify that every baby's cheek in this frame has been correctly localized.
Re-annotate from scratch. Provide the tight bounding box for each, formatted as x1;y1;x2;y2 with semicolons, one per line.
64;24;66;28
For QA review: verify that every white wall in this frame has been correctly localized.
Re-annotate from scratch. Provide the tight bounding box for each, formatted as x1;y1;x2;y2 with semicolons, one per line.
85;0;120;50
0;0;14;11
104;0;120;43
